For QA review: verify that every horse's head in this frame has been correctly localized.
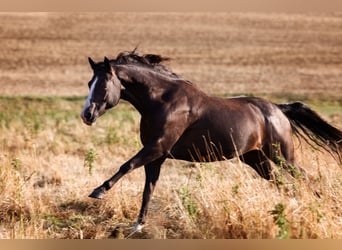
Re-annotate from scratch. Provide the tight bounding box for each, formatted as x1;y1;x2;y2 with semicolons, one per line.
80;57;121;126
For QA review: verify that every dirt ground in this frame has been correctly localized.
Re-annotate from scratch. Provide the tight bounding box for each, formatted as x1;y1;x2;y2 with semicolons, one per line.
0;12;342;99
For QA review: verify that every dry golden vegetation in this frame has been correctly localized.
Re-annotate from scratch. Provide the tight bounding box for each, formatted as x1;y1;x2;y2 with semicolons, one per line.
0;13;341;239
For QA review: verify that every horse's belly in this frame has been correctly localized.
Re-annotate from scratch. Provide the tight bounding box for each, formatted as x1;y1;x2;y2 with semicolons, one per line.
169;117;263;162
169;130;238;162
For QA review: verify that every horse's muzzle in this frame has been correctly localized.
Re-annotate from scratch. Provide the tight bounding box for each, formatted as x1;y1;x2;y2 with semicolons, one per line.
80;115;94;126
80;106;97;126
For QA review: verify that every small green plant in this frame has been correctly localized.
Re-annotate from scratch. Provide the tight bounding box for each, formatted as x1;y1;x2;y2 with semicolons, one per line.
270;203;290;239
271;143;288;188
232;184;239;196
105;127;119;144
11;158;22;171
272;143;286;167
178;186;199;219
84;148;97;175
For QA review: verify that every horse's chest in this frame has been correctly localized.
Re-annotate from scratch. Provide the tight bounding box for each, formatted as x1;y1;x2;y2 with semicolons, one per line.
139;117;162;145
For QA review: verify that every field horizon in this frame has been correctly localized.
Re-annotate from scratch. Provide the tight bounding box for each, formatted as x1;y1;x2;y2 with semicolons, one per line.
0;12;341;239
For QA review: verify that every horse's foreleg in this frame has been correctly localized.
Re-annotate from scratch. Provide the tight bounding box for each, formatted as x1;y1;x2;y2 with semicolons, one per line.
133;158;165;231
88;140;167;199
88;162;129;199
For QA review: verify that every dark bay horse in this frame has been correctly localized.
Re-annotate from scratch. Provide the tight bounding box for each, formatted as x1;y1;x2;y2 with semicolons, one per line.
80;50;342;231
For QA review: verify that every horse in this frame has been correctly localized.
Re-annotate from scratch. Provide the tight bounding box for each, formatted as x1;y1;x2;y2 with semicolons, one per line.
80;50;342;231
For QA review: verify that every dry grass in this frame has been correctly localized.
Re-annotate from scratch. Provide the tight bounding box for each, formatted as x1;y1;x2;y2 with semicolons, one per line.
0;97;340;239
0;13;341;239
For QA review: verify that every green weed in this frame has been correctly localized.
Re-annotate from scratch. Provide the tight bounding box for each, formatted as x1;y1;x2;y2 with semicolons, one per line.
84;148;97;176
178;186;199;219
105;127;119;145
11;158;22;171
270;203;290;239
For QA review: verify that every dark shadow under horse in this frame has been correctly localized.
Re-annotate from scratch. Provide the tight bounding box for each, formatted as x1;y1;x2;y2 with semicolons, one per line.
80;50;342;231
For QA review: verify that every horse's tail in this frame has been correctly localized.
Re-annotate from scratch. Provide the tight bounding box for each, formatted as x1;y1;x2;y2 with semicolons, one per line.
277;102;342;163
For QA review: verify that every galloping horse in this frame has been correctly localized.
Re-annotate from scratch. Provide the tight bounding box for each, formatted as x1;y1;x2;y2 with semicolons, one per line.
80;50;342;231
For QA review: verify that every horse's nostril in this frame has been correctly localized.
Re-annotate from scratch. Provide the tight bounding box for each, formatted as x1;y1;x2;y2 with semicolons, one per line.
84;111;92;120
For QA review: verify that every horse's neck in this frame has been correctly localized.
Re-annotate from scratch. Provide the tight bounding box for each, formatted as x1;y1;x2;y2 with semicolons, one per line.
120;81;161;115
118;69;194;115
120;88;146;114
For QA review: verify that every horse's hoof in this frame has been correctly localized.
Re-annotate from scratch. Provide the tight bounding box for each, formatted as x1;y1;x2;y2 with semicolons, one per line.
132;223;144;232
88;187;106;199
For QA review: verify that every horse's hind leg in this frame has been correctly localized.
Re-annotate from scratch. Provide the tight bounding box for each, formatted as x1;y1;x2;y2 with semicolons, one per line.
239;150;273;180
239;146;304;182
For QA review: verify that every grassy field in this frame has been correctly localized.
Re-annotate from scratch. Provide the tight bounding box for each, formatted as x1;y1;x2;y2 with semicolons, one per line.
0;13;341;239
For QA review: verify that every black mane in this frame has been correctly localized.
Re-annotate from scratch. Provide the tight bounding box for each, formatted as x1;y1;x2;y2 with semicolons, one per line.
115;49;170;66
112;50;188;81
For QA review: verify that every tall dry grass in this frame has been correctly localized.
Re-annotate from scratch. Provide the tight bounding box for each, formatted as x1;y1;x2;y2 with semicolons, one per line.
0;97;341;239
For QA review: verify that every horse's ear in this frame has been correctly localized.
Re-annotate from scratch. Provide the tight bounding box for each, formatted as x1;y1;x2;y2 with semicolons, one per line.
104;57;112;73
88;57;96;70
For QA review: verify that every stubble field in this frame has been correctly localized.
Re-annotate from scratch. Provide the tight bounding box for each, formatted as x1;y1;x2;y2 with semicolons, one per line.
0;12;341;239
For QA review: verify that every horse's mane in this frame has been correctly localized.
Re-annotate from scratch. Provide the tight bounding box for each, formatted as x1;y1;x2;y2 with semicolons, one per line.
115;48;170;66
112;49;190;82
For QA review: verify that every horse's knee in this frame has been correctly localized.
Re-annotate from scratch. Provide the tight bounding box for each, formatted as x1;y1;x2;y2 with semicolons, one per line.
119;162;135;174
